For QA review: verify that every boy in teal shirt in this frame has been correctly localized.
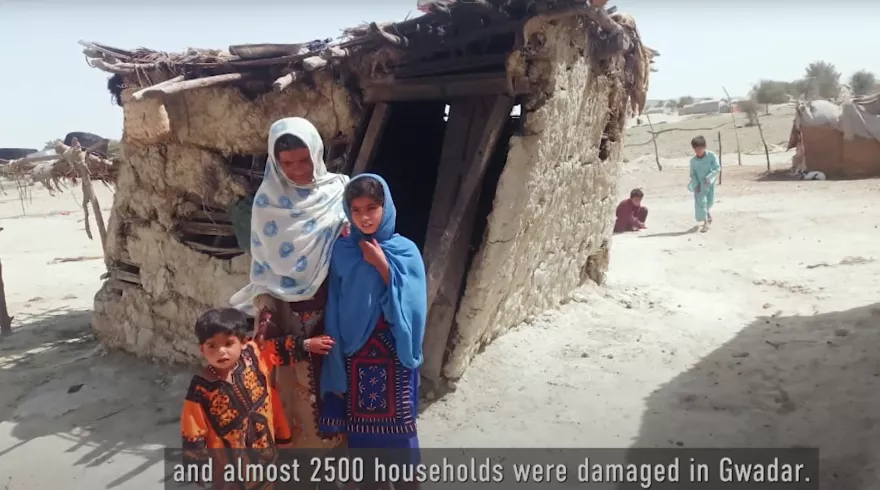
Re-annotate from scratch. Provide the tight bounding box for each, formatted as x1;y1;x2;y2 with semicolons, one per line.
687;135;720;233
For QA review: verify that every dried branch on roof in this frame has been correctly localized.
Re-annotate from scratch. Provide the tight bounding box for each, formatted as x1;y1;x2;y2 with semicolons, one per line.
80;0;647;104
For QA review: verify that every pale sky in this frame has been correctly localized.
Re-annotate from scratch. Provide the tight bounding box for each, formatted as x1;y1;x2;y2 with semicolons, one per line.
1;0;877;148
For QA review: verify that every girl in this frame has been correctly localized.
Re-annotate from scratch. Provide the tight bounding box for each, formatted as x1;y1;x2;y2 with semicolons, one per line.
230;117;347;451
319;174;427;483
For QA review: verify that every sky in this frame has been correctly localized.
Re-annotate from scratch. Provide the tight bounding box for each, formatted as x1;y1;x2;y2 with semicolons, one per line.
0;0;878;148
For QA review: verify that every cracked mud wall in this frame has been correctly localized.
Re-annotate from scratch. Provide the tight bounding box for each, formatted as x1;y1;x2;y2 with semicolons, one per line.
444;17;630;379
93;77;361;363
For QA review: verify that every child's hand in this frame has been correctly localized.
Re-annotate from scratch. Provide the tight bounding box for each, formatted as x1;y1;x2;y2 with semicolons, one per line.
703;177;710;185
305;335;335;355
694;184;701;194
358;238;387;271
341;222;350;238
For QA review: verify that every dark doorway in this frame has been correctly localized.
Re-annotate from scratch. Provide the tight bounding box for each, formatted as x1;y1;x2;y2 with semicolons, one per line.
368;101;448;251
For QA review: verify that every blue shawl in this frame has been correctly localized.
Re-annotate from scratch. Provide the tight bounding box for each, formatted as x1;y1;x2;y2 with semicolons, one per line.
320;174;427;396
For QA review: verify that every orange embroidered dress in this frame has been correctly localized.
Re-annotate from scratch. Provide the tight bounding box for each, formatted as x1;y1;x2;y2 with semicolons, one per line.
180;336;307;490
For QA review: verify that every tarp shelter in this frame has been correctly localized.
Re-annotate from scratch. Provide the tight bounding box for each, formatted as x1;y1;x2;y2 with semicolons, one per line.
787;96;880;178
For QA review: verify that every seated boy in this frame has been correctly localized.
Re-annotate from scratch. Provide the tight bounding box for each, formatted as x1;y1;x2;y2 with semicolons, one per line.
613;188;648;233
180;307;334;490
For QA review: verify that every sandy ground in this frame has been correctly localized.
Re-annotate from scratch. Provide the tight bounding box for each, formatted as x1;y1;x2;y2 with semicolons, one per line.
1;125;879;488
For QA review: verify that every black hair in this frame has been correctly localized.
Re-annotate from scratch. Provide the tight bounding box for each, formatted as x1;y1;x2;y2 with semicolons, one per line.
691;135;707;148
630;188;644;199
194;308;250;344
344;176;385;207
273;134;308;162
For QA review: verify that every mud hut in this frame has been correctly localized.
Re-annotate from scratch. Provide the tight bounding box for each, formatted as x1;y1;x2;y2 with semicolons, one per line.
81;0;654;387
786;96;880;178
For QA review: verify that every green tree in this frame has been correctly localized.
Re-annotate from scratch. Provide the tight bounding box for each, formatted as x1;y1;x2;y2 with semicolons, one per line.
737;99;760;127
107;139;122;159
676;95;695;108
849;70;877;97
803;61;841;100
42;140;57;151
750;80;790;114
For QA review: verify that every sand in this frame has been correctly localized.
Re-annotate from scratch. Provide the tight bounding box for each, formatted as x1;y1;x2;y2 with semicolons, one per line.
1;114;879;488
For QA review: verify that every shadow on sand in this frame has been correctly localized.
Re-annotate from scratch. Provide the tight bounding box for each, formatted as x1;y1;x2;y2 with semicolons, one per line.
638;226;700;238
630;302;880;488
0;307;185;488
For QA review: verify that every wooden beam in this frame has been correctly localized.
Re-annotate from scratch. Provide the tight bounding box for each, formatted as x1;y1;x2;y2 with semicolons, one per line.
178;221;236;236
393;54;509;79
363;74;529;103
423;95;513;313
420;98;485;381
110;269;141;285
351;103;391;176
132;75;184;101
137;73;250;99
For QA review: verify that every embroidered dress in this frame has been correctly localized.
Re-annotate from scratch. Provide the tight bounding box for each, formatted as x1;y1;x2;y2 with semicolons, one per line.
319;317;418;451
180;336;307;490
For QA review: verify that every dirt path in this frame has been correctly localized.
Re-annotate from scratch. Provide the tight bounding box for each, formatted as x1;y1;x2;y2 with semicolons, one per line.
1;158;879;488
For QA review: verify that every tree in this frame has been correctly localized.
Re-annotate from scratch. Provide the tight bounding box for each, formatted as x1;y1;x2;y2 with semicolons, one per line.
849;70;877;97
737;99;760;127
677;96;695;108
786;79;809;99
750;80;790;114
42;140;57;151
665;99;677;109
107;140;122;159
804;61;841;100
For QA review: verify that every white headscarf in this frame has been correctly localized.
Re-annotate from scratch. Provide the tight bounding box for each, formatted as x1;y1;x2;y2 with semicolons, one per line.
230;117;349;315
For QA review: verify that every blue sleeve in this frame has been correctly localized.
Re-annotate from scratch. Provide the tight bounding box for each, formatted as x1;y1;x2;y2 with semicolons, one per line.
379;240;427;370
320;268;347;395
706;152;721;183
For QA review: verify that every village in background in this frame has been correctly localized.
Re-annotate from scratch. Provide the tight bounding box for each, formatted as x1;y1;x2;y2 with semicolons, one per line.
1;1;879;489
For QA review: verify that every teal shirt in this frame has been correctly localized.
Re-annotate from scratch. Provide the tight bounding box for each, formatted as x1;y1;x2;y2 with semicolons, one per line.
688;150;721;192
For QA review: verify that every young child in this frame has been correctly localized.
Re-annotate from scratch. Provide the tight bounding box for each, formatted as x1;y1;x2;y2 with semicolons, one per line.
320;174;427;490
687;135;721;233
613;188;648;233
180;307;334;490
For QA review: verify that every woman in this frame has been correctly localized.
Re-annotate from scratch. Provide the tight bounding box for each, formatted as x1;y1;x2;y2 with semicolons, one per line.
319;174;427;476
230;117;347;451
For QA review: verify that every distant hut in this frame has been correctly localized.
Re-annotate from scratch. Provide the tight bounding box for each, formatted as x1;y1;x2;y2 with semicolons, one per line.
0;148;38;162
787;96;880;178
80;0;654;387
63;132;110;158
678;99;724;116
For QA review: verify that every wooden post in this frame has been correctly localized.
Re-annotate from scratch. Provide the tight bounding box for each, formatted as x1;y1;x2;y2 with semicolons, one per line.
60;143;108;254
755;115;772;172
722;87;743;166
644;113;663;171
423;95;513;310
420;97;484;381
351;103;391;176
0;256;10;336
717;131;723;185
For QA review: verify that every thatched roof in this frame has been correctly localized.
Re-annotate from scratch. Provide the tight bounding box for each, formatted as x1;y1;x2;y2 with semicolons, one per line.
81;0;657;106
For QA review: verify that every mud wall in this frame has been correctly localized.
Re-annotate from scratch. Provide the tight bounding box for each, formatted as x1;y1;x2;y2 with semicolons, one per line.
801;125;880;179
443;17;629;379
93;72;361;363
